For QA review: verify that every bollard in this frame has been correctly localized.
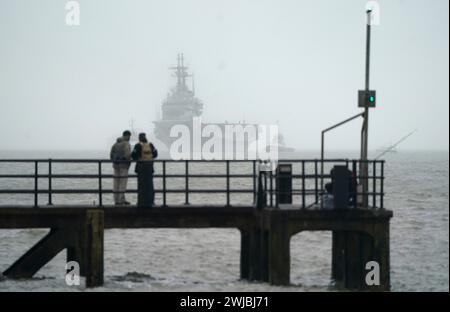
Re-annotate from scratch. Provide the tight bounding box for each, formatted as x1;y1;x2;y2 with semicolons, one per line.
276;164;292;205
332;165;350;210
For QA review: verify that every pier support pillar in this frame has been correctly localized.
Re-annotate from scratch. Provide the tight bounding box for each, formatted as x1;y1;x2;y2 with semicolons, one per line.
371;223;390;291
331;231;346;283
240;229;250;280
248;227;269;282
82;209;104;288
331;226;390;291
268;213;290;286
344;231;368;289
240;227;269;282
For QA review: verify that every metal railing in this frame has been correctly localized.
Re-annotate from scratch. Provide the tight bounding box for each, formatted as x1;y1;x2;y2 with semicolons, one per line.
256;159;385;209
0;159;385;209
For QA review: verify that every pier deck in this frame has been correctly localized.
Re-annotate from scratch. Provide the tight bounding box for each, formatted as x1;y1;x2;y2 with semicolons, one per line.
0;159;392;290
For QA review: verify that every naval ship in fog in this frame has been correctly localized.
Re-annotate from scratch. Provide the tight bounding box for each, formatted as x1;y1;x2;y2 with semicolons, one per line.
153;54;295;155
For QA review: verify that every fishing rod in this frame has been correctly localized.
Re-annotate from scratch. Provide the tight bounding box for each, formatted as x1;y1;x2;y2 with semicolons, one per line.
375;129;418;160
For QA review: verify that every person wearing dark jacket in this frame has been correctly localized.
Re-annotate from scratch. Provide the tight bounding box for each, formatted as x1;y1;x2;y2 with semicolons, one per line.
132;133;158;206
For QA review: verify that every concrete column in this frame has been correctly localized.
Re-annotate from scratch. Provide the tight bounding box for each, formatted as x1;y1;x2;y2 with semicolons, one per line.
344;231;364;289
248;227;269;282
268;213;290;286
83;209;104;288
371;223;390;291
331;231;374;290
331;231;346;283
240;229;250;280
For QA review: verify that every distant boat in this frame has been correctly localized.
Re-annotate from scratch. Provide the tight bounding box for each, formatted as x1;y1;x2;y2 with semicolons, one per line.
265;134;296;153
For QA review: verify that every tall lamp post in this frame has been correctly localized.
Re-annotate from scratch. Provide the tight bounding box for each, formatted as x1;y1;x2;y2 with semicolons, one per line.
360;9;374;207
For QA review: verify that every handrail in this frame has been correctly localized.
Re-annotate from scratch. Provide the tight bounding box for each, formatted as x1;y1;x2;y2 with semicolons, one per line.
0;159;385;209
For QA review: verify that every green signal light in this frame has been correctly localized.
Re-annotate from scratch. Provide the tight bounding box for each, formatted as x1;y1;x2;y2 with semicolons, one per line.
369;96;375;102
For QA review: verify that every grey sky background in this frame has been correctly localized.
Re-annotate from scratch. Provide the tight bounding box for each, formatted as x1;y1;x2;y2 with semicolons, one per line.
0;0;448;152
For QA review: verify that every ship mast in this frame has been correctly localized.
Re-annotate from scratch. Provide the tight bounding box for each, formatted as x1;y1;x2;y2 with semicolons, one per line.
169;53;191;90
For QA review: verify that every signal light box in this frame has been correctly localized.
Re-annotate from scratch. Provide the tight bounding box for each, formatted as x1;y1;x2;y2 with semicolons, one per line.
358;90;376;108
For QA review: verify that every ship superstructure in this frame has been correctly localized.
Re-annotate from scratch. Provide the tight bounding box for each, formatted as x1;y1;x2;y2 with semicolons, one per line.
153;53;204;149
153;54;293;157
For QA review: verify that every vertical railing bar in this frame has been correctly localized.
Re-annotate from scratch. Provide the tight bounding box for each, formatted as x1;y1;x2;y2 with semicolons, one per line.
372;161;376;208
352;160;357;208
98;161;103;207
47;159;53;206
314;159;318;204
34;160;38;207
264;169;267;208
269;169;273;208
163;160;167;207
185;160;189;205
253;160;256;203
275;165;279;208
301;160;306;209
226;160;230;207
380;161;384;209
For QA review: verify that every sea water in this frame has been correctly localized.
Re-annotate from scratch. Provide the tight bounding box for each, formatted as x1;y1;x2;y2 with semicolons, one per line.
0;150;448;292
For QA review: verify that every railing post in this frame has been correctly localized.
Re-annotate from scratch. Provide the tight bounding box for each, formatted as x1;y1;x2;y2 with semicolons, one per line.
162;160;167;207
253;160;256;203
269;169;273;208
226;160;230;207
34;161;38;207
372;161;377;208
256;169;266;210
98;161;102;207
380;161;384;209
301;160;306;209
352;160;357;207
185;160;189;205
264;168;267;205
314;159;318;204
47;159;53;206
275;168;279;208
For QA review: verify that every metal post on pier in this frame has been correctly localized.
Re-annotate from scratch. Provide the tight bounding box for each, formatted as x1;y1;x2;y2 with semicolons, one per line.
47;159;53;206
34;161;38;207
360;9;373;208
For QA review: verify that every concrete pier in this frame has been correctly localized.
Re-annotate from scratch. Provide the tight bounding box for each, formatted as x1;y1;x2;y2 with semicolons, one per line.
0;205;392;290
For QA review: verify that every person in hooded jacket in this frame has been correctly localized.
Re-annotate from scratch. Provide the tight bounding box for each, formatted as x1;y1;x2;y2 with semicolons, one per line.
110;130;132;205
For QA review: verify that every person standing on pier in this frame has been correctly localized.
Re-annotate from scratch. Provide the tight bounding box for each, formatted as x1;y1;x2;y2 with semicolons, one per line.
110;130;132;205
132;133;158;206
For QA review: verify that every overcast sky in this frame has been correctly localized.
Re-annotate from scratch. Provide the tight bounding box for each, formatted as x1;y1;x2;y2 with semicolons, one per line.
0;0;448;152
